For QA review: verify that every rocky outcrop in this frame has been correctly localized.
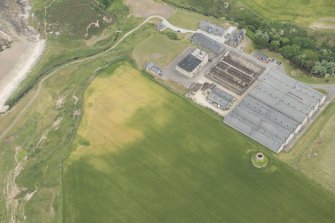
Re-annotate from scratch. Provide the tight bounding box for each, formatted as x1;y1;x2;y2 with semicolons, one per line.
0;0;41;53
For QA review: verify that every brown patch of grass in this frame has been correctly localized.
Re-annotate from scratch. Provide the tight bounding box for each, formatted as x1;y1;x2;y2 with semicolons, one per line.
69;65;171;162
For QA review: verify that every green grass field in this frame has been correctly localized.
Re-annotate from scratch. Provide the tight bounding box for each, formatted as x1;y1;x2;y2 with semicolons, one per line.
279;100;335;194
132;31;191;67
2;0;335;221
63;64;335;223
169;8;223;30
239;0;335;25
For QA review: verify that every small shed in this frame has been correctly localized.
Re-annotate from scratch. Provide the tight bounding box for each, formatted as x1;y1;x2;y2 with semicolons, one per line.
144;62;163;76
156;22;166;31
254;51;270;63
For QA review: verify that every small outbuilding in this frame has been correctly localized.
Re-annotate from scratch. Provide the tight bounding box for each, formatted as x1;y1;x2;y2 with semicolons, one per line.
144;62;163;76
254;51;270;63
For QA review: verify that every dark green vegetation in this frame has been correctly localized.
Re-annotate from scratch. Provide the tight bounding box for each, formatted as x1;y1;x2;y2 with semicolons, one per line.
63;64;335;223
163;0;335;77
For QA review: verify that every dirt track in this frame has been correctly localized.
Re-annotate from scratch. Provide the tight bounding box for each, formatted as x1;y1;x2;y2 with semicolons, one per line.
125;0;175;18
310;17;335;30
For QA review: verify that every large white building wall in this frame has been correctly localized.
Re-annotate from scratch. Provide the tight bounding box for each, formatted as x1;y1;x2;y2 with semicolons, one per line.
176;66;195;78
302;117;308;127
321;95;326;105
277;145;284;153
294;124;302;134
192;49;209;65
284;133;295;147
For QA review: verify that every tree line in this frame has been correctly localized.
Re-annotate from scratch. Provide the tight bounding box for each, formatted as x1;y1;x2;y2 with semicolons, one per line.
237;12;335;78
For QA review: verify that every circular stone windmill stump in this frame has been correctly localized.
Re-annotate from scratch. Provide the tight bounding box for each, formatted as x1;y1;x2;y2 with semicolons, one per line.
251;152;269;168
256;152;264;161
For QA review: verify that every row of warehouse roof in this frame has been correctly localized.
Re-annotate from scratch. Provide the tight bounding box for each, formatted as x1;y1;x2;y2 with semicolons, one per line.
207;87;236;110
225;70;326;153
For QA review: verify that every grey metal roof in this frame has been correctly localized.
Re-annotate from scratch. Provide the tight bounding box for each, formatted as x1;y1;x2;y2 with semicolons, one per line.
249;81;307;123
151;66;163;75
207;93;231;109
208;87;235;110
254;51;269;61
224;70;325;153
240;96;300;131
144;62;155;70
145;62;163;75
269;70;324;102
178;54;202;72
224;71;323;152
250;130;283;152
224;112;253;135
212;87;236;102
192;33;225;54
199;20;225;36
259;74;291;94
225;112;284;152
234;102;291;142
268;69;296;87
295;83;324;102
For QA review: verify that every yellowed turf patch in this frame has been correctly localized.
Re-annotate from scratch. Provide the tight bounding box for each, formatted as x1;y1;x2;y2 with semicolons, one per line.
69;65;172;164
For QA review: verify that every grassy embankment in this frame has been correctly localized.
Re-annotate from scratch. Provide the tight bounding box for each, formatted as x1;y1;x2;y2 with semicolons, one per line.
63;64;335;223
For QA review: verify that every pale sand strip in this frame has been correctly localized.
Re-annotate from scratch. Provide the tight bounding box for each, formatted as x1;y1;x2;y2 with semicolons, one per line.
0;39;45;113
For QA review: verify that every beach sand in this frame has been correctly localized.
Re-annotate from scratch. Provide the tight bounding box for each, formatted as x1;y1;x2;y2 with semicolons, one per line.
0;37;45;113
